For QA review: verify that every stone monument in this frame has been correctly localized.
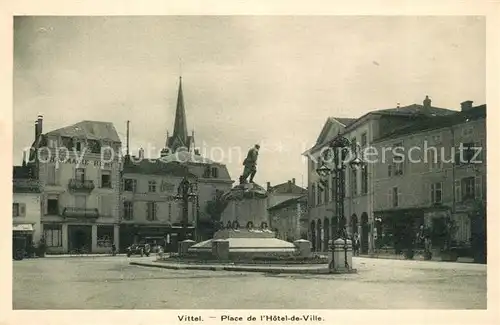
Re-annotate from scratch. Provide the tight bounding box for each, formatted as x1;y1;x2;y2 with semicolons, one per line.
189;146;298;259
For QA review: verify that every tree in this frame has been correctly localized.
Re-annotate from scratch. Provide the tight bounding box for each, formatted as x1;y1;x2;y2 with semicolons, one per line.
204;190;228;231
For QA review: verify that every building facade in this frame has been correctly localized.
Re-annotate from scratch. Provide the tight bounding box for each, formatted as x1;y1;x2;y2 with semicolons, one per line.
13;166;42;247
268;195;308;242
266;178;307;209
28;117;122;253
120;159;199;251
372;101;486;256
303;97;456;253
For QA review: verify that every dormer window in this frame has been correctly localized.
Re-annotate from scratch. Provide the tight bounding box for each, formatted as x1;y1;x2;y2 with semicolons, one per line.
211;167;219;178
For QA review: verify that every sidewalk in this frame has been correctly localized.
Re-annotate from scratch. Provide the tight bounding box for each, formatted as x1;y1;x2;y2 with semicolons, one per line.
45;253;127;258
129;260;354;274
314;251;475;263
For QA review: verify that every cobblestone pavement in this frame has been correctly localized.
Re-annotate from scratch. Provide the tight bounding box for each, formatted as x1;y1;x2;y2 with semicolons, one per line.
13;256;486;309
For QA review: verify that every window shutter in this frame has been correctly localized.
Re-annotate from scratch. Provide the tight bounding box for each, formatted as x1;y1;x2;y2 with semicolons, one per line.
454;180;461;203
387;189;391;207
475;176;482;199
97;169;102;188
146;202;150;220
430;183;434;204
397;190;402;207
20;203;26;217
43;195;48;215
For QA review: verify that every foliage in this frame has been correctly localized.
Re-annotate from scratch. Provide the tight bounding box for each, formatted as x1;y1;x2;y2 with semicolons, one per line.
205;191;227;223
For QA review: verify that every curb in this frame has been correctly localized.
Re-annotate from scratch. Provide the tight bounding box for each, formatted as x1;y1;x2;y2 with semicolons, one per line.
129;261;354;275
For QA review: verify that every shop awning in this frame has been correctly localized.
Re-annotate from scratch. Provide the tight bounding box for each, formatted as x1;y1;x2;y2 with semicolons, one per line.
13;224;34;232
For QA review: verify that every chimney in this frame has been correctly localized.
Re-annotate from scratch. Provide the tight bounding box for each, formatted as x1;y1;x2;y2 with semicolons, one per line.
422;95;432;114
138;147;145;160
266;182;271;191
396;102;400;109
292;178;296;185
34;120;39;141
461;100;474;112
288;180;292;192
37;115;43;137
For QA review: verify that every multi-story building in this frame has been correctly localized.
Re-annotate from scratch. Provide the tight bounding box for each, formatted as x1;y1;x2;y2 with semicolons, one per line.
119;158;197;251
123;77;233;244
13;165;42;248
266;178;307;209
268;195;308;242
371;101;486;256
303;96;455;253
27;116;122;253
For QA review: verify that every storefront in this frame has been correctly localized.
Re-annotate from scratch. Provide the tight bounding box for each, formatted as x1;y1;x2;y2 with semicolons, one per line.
13;224;34;259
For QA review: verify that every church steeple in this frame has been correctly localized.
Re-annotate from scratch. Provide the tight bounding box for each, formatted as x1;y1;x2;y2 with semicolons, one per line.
163;76;194;155
173;77;188;144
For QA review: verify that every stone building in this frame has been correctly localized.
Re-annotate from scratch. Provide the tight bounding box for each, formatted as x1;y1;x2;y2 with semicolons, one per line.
303;96;455;253
13;165;42;248
137;77;234;240
371;101;486;256
119;158;197;252
268;195;308;242
27;116;122;253
266;178;307;209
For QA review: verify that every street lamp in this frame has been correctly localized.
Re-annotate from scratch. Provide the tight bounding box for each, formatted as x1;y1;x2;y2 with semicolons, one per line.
316;134;365;271
174;176;198;241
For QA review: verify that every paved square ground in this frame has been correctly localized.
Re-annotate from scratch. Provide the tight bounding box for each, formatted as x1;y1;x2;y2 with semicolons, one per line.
13;256;486;309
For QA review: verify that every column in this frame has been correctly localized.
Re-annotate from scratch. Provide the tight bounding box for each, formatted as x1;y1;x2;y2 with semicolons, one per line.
91;224;98;253
114;224;120;249
62;223;69;253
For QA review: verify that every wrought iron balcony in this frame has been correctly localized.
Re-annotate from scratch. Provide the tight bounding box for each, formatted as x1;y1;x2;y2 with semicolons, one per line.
62;207;99;219
68;179;95;192
13;179;41;193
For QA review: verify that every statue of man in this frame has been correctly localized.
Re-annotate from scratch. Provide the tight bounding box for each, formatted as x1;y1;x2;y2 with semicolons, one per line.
240;144;260;184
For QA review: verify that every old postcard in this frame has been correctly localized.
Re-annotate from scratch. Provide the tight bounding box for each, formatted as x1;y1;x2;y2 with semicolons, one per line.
2;1;498;325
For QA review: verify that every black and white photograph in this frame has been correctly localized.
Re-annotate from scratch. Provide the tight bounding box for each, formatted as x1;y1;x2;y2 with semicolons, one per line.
4;2;497;323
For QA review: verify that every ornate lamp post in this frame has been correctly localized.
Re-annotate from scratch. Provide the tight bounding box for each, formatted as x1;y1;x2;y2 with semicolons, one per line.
316;134;365;270
174;176;198;242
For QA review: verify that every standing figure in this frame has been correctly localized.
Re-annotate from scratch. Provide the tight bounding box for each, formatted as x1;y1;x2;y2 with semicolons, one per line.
240;144;260;184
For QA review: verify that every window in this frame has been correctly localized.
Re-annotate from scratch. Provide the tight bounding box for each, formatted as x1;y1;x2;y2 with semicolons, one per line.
361;133;368;147
456;142;478;165
350;138;357;153
75;141;83;152
146;202;158;221
203;166;211;178
311;184;316;206
393;142;404;176
361;166;368;195
96;226;113;248
431;134;442;144
75;168;85;181
88;140;101;154
47;197;59;215
48;138;58;148
101;170;112;188
462;177;475;201
431;182;442;204
429;150;443;171
124;179;137;192
12;203;24;217
211;167;219;178
43;224;62;247
324;178;330;203
123;201;134;220
462;127;474;137
47;164;56;185
317;182;322;205
351;168;358;196
392;187;399;207
148;180;157;192
387;164;392;177
75;195;86;209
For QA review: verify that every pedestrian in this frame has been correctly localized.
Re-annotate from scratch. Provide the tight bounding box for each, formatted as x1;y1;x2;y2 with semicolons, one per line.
353;232;360;256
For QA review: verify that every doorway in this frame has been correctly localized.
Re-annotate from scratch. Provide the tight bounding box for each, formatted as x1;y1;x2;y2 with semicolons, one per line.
68;225;92;252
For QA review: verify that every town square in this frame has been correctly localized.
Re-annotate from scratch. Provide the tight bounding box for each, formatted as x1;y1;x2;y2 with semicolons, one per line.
11;15;488;313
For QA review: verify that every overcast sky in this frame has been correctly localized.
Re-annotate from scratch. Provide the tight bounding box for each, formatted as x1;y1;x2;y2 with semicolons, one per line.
13;16;485;187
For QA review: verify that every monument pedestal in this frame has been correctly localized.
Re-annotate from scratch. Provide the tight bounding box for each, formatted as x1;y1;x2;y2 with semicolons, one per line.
189;183;298;259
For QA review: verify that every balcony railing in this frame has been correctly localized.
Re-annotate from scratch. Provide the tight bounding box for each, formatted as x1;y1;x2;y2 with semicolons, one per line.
68;179;95;192
13;179;41;193
62;207;99;219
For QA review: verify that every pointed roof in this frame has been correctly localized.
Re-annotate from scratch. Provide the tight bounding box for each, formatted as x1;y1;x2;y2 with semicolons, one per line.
171;77;189;147
45;120;121;142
